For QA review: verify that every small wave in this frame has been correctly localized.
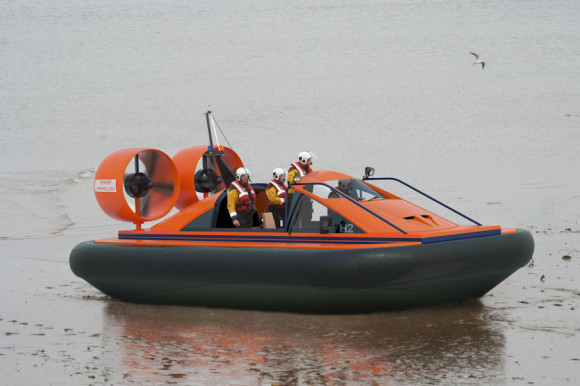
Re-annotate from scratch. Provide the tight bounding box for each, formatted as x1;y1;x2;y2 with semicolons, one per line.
0;168;97;239
77;169;95;179
64;168;95;186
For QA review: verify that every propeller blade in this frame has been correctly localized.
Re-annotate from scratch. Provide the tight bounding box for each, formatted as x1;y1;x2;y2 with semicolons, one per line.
154;181;175;197
145;189;174;217
121;149;178;220
140;193;151;218
140;151;161;181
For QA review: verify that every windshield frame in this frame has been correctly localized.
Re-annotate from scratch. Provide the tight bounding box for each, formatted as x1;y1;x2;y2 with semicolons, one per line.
318;178;388;202
288;181;407;234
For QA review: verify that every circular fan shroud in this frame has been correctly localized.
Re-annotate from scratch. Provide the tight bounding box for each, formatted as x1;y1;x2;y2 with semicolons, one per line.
173;146;244;210
94;148;179;223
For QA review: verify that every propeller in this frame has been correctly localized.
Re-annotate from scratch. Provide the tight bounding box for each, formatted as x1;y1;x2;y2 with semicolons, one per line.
123;151;176;218
193;168;221;193
172;145;244;210
94;148;179;226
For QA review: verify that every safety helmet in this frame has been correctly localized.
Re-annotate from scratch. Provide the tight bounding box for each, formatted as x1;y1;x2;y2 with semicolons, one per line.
235;167;251;181
298;151;313;166
272;167;286;180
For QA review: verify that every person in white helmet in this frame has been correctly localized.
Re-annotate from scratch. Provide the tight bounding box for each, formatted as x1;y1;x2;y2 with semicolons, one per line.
227;167;256;228
287;150;314;204
266;168;287;228
286;151;315;228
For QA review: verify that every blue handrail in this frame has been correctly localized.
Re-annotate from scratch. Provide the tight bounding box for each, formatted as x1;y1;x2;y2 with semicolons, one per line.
286;182;408;234
363;177;481;226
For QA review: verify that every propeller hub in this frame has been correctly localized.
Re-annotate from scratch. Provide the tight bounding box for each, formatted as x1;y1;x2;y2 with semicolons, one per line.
124;172;154;198
194;168;221;193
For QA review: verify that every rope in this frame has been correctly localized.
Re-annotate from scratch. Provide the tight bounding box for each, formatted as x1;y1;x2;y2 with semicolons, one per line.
211;115;234;149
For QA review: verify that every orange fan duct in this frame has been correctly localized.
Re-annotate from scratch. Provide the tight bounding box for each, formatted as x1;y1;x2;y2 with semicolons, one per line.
94;148;179;229
173;145;244;210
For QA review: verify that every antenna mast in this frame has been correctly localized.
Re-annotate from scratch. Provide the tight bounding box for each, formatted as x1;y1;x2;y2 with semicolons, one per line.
205;110;214;149
205;110;224;154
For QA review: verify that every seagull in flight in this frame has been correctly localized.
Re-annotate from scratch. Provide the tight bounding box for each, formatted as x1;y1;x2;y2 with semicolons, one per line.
469;52;485;69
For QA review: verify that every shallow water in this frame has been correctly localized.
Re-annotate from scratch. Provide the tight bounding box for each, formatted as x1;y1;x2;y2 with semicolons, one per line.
1;0;579;384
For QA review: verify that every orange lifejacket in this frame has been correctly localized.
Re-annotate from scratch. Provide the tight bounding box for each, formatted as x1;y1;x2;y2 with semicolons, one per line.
230;180;256;212
267;179;287;209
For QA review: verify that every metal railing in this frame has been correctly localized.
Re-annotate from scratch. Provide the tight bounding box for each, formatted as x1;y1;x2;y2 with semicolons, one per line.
285;182;408;234
362;177;481;226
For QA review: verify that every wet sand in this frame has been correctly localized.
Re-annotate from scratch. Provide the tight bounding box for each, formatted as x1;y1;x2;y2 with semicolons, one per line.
1;0;579;384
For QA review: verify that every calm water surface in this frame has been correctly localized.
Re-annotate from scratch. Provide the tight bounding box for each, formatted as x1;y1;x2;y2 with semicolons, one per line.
1;0;579;384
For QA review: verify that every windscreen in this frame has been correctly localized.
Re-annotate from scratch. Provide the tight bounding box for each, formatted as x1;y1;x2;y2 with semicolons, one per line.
310;179;387;201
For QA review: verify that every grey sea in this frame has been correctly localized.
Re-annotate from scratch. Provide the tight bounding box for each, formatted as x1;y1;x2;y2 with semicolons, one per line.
1;0;579;384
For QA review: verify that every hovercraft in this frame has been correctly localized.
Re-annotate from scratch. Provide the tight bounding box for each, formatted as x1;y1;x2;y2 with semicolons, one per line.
70;112;534;313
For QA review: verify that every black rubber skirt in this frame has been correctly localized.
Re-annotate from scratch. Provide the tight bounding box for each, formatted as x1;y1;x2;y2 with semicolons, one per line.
70;229;534;313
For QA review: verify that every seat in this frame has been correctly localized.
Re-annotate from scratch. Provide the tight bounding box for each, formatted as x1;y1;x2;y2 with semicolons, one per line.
262;211;276;229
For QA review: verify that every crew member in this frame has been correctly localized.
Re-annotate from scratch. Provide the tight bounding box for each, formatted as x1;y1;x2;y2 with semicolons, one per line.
286;151;315;229
287;151;314;206
266;168;287;228
227;167;256;228
329;179;356;199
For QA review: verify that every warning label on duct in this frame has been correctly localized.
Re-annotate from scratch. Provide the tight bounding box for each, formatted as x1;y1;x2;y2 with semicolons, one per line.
95;179;117;193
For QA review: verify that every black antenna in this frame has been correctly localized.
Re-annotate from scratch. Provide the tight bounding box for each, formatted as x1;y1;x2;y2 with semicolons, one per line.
205;110;214;149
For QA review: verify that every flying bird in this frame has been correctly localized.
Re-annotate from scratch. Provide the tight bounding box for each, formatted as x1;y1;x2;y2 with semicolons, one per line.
469;52;485;69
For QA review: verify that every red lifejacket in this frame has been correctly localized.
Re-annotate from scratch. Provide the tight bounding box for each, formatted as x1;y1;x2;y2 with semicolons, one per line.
289;162;311;177
230;180;256;212
267;179;287;209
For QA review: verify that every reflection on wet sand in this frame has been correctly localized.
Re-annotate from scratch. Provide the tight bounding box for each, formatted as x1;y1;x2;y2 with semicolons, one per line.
103;301;505;384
